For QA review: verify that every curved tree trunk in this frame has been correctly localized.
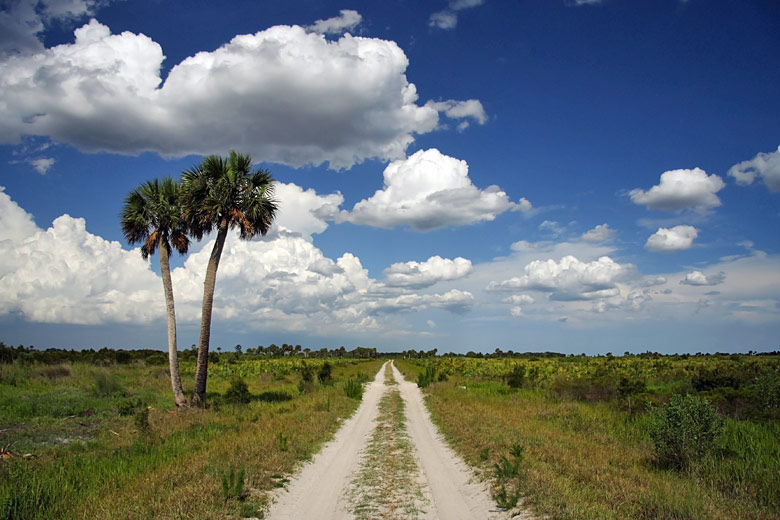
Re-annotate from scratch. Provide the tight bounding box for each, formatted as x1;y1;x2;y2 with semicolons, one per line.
191;222;229;406
159;238;187;408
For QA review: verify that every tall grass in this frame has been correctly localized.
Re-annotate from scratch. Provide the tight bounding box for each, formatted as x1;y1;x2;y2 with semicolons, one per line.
394;358;780;520
0;358;384;519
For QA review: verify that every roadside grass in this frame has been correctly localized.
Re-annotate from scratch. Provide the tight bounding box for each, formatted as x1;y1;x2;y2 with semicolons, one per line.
1;358;383;519
393;359;780;520
347;364;427;520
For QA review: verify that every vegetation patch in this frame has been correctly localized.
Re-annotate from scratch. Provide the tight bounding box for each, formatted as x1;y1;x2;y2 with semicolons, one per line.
346;367;428;519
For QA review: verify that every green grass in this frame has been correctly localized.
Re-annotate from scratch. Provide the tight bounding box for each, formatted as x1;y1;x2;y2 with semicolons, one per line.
399;364;780;520
0;358;384;520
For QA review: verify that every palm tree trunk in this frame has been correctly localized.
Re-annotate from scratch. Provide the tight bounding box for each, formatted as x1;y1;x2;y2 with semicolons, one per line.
191;222;229;405
159;238;187;408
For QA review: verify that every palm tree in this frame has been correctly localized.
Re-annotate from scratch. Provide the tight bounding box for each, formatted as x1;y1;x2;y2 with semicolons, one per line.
181;150;278;405
121;178;190;408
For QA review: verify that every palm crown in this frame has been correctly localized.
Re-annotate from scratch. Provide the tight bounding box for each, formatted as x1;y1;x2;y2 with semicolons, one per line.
180;150;277;240
120;177;190;259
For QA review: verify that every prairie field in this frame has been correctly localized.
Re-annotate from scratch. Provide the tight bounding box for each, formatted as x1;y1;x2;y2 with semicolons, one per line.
396;354;780;520
2;347;779;520
0;346;382;520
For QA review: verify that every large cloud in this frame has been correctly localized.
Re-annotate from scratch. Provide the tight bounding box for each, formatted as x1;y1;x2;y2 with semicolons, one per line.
486;255;634;301
728;145;780;193
0;190;162;324
645;225;698;252
0;187;474;335
0;18;484;169
384;256;472;288
335;148;531;231
629;168;725;212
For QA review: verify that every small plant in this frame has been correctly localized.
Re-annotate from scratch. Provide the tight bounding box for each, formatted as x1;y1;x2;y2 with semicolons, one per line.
417;364;438;388
479;447;490;462
118;398;144;417
318;362;332;384
494;455;519;479
219;463;246;502
92;370;124;397
277;432;288;452
224;376;251;404
344;379;363;400
648;394;723;471
492;443;525;511
494;483;520;510
134;407;151;436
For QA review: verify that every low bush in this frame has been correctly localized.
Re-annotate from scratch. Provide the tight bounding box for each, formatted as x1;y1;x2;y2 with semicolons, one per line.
144;354;167;366
417;364;437;388
318;362;332;385
649;394;723;471
224;377;251;404
504;364;526;389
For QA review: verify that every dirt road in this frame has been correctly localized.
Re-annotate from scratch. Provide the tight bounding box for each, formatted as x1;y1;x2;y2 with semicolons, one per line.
264;361;518;520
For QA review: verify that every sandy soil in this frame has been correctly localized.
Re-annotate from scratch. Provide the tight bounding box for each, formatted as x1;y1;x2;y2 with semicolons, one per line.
264;361;527;520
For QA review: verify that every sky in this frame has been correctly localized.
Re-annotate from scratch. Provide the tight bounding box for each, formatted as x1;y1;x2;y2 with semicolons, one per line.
0;0;779;355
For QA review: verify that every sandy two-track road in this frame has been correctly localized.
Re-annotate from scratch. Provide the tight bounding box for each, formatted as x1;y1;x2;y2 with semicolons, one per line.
264;361;527;520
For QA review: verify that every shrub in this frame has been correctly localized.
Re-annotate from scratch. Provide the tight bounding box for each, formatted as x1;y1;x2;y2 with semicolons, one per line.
417;364;437;388
648;394;723;471
318;362;332;384
300;362;314;384
344;379;363;400
118;398;144;417
505;364;526;389
144;353;167;366
92;371;124;397
224;377;251;404
134;407;151;436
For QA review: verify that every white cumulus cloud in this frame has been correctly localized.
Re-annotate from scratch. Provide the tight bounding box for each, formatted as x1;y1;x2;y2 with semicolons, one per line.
728;145;780;193
384;256;472;288
629;168;725;212
645;225;698;252
425;99;487;130
680;270;726;286
0;188;163;324
0;20;484;169
272;182;343;237
335;148;531;231
581;223;615;243
486;255;633;301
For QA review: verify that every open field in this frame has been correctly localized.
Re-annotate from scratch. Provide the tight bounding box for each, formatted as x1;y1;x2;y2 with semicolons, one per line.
2;348;779;520
396;354;780;520
0;349;383;520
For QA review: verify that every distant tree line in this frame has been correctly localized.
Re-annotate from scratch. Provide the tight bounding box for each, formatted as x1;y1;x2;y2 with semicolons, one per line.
1;341;775;366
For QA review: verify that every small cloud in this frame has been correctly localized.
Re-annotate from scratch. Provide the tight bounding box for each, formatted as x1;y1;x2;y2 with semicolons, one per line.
565;0;603;5
429;0;485;30
426;319;436;328
645;225;698;252
630;168;725;213
680;270;726;286
727;145;780;193
28;157;55;174
426;99;488;128
306;9;362;35
539;220;564;237
581;223;615;243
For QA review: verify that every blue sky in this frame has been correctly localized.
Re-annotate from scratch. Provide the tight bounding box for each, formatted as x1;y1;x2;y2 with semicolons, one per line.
0;0;778;354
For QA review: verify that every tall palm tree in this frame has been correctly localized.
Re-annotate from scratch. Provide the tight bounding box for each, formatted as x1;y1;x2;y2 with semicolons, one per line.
181;150;278;405
121;178;190;408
